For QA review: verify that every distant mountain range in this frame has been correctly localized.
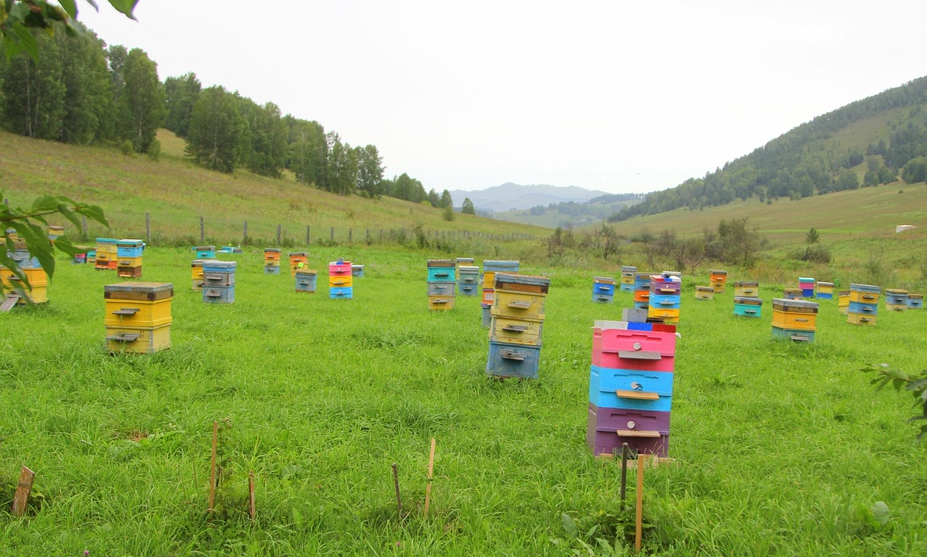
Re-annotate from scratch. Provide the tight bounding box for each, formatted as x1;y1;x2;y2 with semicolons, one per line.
450;183;610;213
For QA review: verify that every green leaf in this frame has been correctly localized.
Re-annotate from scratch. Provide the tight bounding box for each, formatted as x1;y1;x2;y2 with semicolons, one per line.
56;203;82;229
30;194;62;213
870;501;890;527
561;513;576;537
11;22;39;63
52;236;80;258
74;204;109;227
58;0;78;18
106;0;138;19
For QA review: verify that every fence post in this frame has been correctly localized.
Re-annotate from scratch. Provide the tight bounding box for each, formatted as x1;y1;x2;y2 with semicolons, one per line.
306;225;310;246
146;212;151;244
349;228;352;243
200;216;205;243
277;224;281;245
330;227;334;241
366;228;369;242
380;229;383;242
243;221;248;244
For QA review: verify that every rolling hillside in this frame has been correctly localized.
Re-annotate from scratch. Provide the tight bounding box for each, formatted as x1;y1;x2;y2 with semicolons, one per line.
0;130;549;246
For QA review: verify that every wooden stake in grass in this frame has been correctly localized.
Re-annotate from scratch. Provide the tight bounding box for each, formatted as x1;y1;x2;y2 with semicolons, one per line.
391;462;402;517
424;438;437;516
208;421;218;512
249;471;256;521
11;466;35;517
635;453;650;552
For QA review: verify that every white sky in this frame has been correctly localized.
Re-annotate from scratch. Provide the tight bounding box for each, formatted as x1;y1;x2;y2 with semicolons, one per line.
78;0;927;195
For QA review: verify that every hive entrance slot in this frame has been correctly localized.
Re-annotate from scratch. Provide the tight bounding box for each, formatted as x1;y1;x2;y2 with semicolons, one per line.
616;350;661;361
113;308;140;316
615;390;660;400
107;333;140;342
615;429;661;438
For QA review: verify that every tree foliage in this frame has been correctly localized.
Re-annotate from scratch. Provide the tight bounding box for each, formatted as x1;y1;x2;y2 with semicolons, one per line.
864;364;927;441
163;72;200;138
185;85;243;173
119;48;165;152
461;197;475;215
1;190;108;294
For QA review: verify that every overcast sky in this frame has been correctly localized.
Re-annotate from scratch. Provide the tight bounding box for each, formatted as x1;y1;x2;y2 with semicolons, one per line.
79;1;927;195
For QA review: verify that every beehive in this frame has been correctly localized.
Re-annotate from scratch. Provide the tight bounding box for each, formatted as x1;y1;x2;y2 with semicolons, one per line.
592;276;616;303
648;274;681;324
486;273;549;379
733;281;759;297
457;265;480;297
264;248;281;274
48;225;64;242
103;282;173;353
1;265;48;304
632;272;652;310
733;296;762;317
95;238;119;270
202;261;236;304
619;265;637;292
295;269;318;293
798;277;815;299
481;260;519;326
288;252;309;276
709;269;727;293
193;245;216;259
783;287;802;300
329;260;353;299
771;298;818;342
695;286;714;300
906;293;923;309
587;321;676;457
816;281;834;300
885;288;908;311
351;264;364;277
191;260;206;291
847;283;880;325
837;290;850;314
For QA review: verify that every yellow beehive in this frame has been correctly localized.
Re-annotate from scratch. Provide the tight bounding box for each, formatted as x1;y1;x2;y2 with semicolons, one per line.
492;290;546;321
847;312;876;326
733;281;759;297
1;266;48;304
837;291;850;314
103;282;173;354
490;316;543;345
695;286;714;300
428;296;455;310
329;275;353;288
106;324;172;354
849;290;880;304
771;310;817;331
647;307;680;323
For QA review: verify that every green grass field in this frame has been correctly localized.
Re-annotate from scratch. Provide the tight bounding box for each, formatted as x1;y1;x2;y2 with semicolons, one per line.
2;248;926;555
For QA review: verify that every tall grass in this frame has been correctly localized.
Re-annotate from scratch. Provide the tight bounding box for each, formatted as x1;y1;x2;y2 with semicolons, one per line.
0;248;925;555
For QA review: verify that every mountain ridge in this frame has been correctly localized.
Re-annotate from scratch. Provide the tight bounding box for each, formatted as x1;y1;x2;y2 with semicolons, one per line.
450;182;610;213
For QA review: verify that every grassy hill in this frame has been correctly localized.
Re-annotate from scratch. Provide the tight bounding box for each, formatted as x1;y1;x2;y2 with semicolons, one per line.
1;130;549;247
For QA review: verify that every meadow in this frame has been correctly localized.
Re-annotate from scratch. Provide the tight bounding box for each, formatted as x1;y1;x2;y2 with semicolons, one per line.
1;246;926;556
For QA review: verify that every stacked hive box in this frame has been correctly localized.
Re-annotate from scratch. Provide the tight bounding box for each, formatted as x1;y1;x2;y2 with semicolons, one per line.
193;246;216;259
734;296;763;317
734;281;759;297
202;261;236;304
48;225;64;242
427;259;456;310
838;291;850;314
352;264;364;277
648;274;681;324
816;281;834;300
783;288;802;300
799;277;815;299
289;252;309;276
885;289;908;311
481;260;520;326
592;276;616;303
632;272;651;310
486;273;549;379
95;238;119;270
619;266;637;292
295;268;318;293
907;294;923;309
116;239;144;278
104;282;173;354
218;246;242;254
709;269;727;294
1;263;48;305
264;248;281;274
191;260;206;291
329;259;353;299
848;283;880;325
695;286;714;300
771;298;818;342
456;257;475;267
457;265;480;297
587;320;676;457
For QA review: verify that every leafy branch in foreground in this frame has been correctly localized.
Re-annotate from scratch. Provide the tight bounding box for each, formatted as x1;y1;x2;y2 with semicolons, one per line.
863;363;927;440
1;191;108;293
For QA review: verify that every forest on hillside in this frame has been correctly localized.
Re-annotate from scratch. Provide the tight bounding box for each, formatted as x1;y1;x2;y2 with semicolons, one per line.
0;23;469;213
610;76;927;221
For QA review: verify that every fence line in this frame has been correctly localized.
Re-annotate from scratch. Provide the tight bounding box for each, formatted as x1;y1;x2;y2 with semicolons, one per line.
72;212;543;248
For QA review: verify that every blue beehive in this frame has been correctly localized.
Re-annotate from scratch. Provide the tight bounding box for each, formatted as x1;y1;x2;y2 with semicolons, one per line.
330;286;353;299
592;276;616;303
117;239;145;258
486;341;541;379
193;245;216;258
907;294;923;309
295;270;317;293
734;296;762;317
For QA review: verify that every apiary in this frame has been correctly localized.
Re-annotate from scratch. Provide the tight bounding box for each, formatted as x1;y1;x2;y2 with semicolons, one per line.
486;273;549;379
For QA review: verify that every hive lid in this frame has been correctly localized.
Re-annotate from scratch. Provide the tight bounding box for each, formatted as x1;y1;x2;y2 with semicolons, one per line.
295;269;318;275
458;265;480;272
849;283;881;292
202;261;237;270
885;288;908;294
193;245;216;250
289;252;308;256
771;298;818;311
427;259;455;267
734;296;762;305
495;273;550;287
264;248;281;252
734;281;758;287
104;282;173;300
117;239;144;245
593;276;616;283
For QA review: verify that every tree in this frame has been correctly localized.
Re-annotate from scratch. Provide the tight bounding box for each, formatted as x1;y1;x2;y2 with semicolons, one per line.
238;98;286;178
426;188;439;207
1;191;108;295
439;190;453;209
442;205;454;222
0;31;64;139
355;144;384;198
901;156;927;184
285;116;326;186
0;1;137;62
185;85;243;173
163;72;201;138
56;26;115;144
324;132;357;195
119;47;165;152
461;197;475;215
806;227;820;245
